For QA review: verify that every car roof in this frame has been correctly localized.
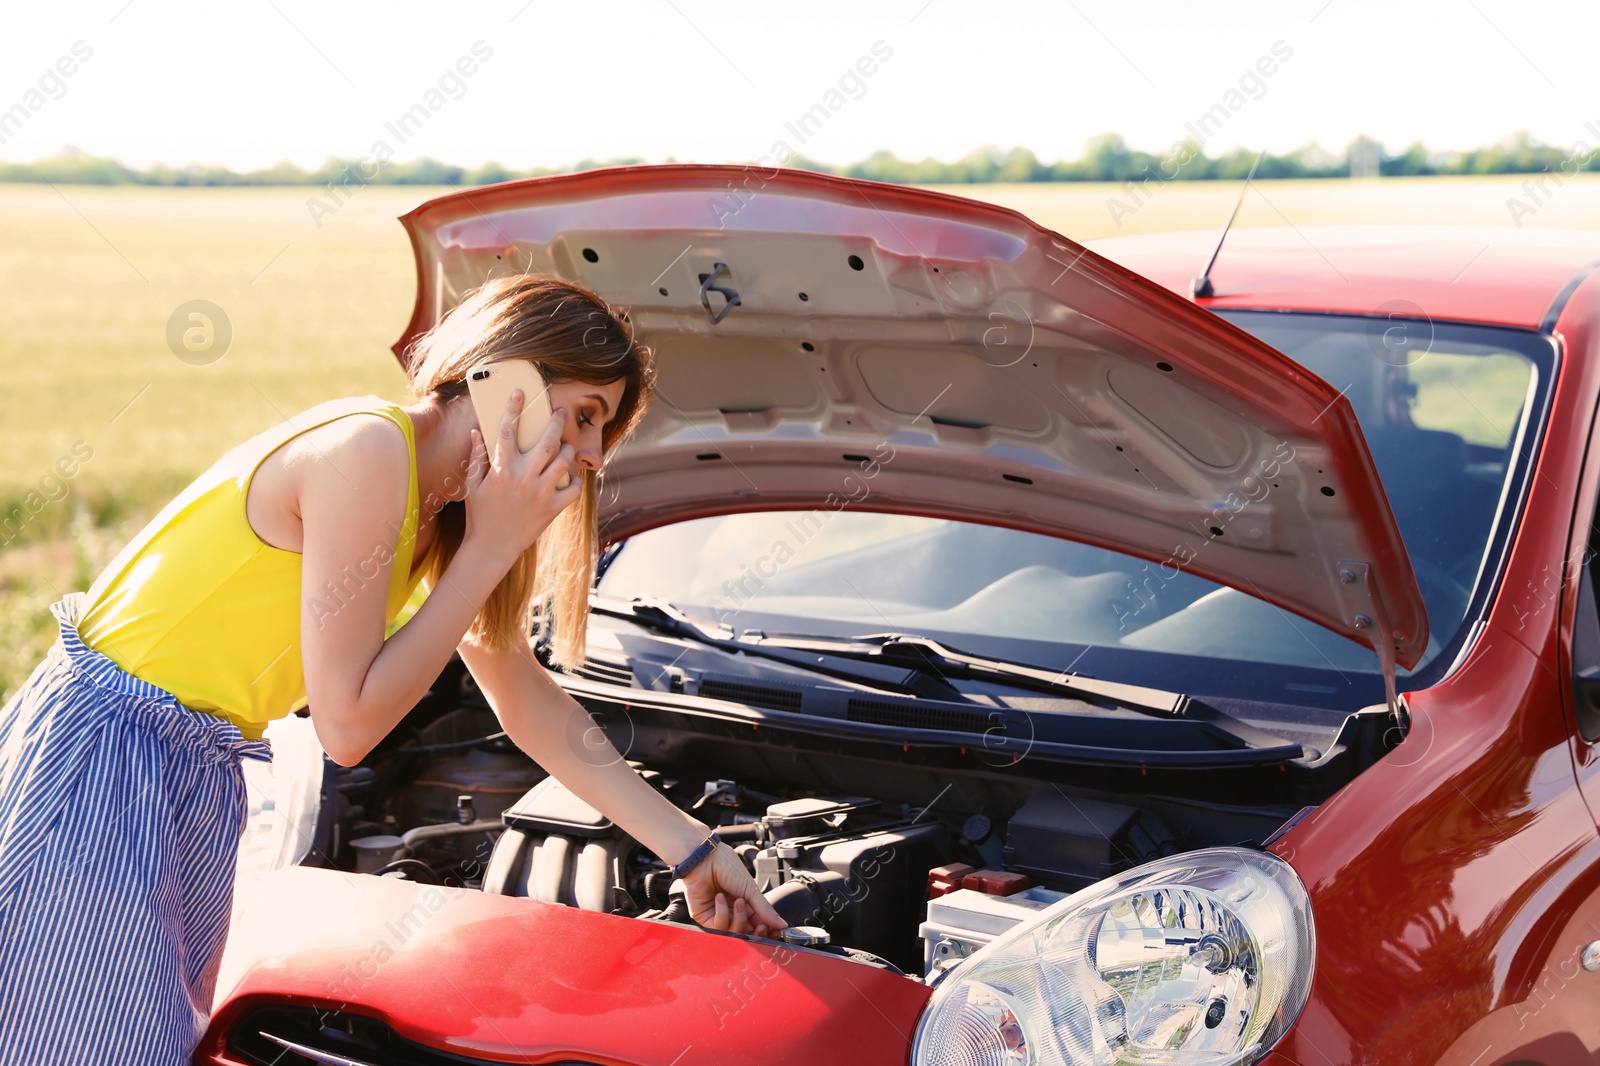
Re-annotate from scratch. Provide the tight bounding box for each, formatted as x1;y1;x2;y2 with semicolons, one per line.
1086;226;1600;331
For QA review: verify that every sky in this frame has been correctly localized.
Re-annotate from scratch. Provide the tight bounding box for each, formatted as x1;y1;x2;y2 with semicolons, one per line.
2;0;1596;172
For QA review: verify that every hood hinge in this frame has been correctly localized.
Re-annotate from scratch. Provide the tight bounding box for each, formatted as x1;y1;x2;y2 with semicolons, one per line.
1335;560;1407;738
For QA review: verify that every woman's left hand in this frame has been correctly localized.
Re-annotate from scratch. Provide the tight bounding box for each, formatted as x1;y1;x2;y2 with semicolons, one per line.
681;842;788;938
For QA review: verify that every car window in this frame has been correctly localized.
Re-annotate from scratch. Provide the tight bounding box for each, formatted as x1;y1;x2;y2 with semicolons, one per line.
598;313;1555;710
1213;313;1548;638
1410;352;1530;449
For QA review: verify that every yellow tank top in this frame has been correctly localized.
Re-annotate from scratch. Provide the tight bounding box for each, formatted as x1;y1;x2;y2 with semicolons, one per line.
77;397;425;740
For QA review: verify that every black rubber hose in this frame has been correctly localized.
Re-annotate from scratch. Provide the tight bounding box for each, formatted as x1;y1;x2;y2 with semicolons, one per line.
642;869;674;907
764;877;825;928
707;822;763;843
369;858;443;884
661;892;693;924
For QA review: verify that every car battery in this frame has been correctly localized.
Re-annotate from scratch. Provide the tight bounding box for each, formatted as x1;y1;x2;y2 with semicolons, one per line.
919;885;1067;977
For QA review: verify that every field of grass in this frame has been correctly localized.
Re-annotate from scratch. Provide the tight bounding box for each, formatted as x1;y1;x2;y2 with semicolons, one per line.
3;173;1598;700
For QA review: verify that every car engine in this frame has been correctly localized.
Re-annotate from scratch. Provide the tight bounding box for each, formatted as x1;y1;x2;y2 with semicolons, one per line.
302;667;1221;977
481;774;955;969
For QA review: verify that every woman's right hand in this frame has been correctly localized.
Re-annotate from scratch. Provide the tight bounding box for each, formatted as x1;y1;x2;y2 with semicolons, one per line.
462;389;583;569
681;842;788;939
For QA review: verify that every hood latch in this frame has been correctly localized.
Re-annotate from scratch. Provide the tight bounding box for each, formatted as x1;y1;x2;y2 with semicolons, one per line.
698;262;741;325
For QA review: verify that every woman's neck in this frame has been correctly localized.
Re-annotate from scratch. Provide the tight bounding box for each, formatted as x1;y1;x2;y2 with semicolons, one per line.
404;393;475;521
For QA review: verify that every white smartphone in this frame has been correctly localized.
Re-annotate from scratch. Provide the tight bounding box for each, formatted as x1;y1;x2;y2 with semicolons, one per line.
466;360;571;488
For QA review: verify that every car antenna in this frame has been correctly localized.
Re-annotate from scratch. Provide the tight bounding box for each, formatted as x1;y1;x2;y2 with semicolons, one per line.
1191;148;1266;299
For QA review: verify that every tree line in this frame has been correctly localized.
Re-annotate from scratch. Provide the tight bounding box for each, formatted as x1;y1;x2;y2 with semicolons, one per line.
2;131;1584;186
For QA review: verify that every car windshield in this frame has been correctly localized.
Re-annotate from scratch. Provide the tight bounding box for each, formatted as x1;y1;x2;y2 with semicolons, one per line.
595;312;1556;711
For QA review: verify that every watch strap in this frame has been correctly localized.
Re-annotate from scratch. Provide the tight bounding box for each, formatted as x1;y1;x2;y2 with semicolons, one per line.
671;831;722;880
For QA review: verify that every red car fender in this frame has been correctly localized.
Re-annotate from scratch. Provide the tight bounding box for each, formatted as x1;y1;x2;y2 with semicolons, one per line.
1553;269;1600;827
1264;273;1600;1065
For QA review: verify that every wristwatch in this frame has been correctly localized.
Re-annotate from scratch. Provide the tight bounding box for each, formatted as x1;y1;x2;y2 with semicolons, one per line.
671;831;723;881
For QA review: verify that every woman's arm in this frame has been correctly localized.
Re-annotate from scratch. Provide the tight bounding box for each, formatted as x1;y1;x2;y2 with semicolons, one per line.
458;637;787;937
300;395;577;766
456;639;705;863
295;393;782;933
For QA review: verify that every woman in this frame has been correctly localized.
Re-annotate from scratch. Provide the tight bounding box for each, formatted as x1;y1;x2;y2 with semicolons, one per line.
0;273;785;1064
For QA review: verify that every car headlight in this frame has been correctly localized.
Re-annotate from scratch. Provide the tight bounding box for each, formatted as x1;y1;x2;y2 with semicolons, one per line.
911;847;1314;1066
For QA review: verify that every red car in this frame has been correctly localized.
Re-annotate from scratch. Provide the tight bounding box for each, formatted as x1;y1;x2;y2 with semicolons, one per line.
197;165;1600;1066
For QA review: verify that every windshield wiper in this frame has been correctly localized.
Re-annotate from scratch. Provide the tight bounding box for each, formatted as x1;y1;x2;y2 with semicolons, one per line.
587;596;970;701
745;629;1187;716
593;595;1184;716
590;596;1299;755
746;628;1307;751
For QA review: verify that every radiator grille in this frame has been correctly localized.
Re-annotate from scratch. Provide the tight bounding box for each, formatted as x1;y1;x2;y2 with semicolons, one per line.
227;1005;601;1065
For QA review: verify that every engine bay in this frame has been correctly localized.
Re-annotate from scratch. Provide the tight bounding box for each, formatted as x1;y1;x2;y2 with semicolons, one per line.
301;656;1336;977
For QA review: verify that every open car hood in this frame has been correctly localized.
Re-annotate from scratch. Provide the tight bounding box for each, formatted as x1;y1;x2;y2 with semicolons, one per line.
394;165;1427;670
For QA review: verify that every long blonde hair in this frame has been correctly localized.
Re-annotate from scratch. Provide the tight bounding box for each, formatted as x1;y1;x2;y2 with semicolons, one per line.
404;274;655;669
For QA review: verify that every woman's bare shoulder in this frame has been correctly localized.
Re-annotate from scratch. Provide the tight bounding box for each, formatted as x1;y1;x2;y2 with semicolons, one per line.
250;407;412;544
270;402;404;467
301;409;407;459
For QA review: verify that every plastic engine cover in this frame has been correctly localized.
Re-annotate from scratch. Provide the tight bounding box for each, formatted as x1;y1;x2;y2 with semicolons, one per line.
754;821;949;971
483;777;630;911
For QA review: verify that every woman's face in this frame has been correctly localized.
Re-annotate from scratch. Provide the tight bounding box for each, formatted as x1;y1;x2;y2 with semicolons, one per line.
545;377;627;475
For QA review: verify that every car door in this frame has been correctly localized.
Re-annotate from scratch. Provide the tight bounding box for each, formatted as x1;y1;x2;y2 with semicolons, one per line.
1562;402;1600;827
1463;289;1600;1064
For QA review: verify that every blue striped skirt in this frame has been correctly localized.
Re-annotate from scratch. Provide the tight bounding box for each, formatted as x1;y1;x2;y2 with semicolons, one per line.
0;593;272;1065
